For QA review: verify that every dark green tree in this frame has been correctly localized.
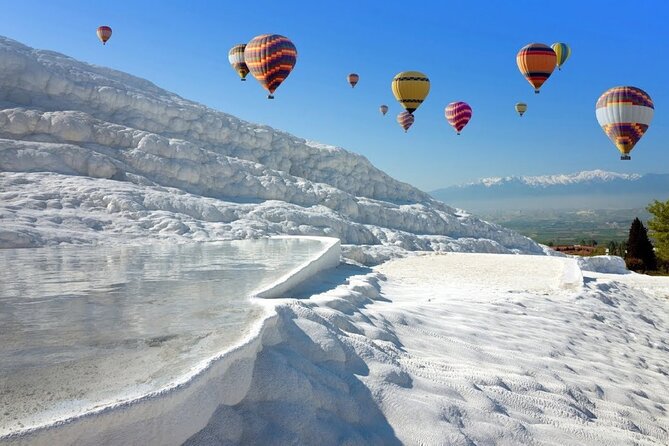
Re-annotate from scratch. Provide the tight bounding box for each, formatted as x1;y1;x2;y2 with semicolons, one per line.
625;218;657;271
607;240;617;256
647;199;669;262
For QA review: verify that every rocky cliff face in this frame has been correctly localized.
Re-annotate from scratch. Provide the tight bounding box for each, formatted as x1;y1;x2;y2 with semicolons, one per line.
0;36;543;262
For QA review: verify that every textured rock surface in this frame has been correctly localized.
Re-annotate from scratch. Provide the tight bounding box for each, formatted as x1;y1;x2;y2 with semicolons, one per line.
0;36;543;260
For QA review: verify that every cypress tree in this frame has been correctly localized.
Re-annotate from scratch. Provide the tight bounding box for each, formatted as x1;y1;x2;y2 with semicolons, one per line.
625;218;657;271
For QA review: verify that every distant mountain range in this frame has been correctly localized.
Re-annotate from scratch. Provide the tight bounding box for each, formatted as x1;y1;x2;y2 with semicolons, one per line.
430;170;669;212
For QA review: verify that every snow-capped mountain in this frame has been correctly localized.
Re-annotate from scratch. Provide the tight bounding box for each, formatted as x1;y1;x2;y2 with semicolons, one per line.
431;170;669;212
0;36;543;262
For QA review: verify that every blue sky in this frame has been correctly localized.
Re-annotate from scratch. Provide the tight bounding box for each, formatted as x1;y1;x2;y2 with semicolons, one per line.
1;0;667;190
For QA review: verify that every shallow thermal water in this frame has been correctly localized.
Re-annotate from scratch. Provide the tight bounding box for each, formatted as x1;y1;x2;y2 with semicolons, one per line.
0;238;323;435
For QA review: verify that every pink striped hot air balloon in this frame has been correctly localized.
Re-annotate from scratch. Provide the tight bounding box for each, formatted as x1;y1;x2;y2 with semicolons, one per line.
397;111;414;133
445;101;472;135
97;26;112;45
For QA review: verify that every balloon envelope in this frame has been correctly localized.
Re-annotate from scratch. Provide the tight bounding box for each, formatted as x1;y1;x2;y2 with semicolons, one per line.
551;42;571;70
445;102;472;134
97;26;112;45
391;71;430;113
379;105;389;116
515;102;527;116
596;86;654;160
397;111;415;132
348;73;359;88
228;44;250;81
516;43;556;93
244;34;297;98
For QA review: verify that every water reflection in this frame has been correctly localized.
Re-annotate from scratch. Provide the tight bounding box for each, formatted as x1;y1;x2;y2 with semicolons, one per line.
0;238;322;433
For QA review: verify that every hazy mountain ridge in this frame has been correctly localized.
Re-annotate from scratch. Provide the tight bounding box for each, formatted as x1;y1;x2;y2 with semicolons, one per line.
431;170;669;212
0;36;543;262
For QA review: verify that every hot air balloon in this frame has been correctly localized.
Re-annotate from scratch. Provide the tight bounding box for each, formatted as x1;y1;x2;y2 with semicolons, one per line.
228;44;249;81
515;102;527;117
244;34;297;99
596;86;654;160
516;43;556;93
391;71;430;113
445;102;472;135
348;73;359;88
551;43;571;71
397;111;414;133
97;26;112;45
379;105;389;116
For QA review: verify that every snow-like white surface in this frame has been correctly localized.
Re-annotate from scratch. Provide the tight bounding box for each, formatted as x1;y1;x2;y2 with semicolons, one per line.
183;253;669;446
578;255;630;275
0;36;542;261
472;170;642;188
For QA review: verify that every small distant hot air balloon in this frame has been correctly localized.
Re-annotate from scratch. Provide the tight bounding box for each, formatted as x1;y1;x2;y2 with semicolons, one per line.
392;71;430;113
516;43;557;93
551;43;571;71
348;73;359;88
397;111;415;133
515;102;527;117
228;44;249;81
596;86;654;160
445;102;472;135
97;26;112;45
379;105;389;116
244;34;297;99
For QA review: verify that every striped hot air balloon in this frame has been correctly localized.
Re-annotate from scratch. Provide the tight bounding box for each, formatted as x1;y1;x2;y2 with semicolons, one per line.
397;111;415;133
391;71;430;113
244;34;297;99
551;42;571;71
596;86;654;160
348;73;359;88
97;26;112;45
515;102;527;117
228;44;250;81
516;43;557;93
445;102;472;135
379;105;389;116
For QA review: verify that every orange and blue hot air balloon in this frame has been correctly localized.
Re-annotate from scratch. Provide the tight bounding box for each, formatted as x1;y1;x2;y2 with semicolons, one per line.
244;34;297;99
596;86;654;160
348;73;359;88
445;102;472;135
97;26;112;45
516;43;557;93
397;111;414;133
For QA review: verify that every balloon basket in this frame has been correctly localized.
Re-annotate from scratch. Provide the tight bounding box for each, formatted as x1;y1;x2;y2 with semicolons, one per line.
241;78;246;81
268;95;274;100
620;155;631;160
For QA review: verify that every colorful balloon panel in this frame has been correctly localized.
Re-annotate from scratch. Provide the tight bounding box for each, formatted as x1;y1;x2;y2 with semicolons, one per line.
551;42;571;70
397;111;414;132
516;43;556;93
244;34;297;98
97;26;112;45
596;86;654;159
445;102;472;134
391;71;430;113
228;44;250;81
379;105;388;116
515;102;527;116
348;73;359;88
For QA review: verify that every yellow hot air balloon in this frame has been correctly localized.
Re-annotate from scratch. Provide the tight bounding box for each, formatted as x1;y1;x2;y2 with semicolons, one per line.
515;102;527;117
551;43;571;71
391;71;430;113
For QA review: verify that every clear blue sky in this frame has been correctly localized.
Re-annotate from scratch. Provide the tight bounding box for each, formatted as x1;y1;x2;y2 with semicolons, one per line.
1;0;667;190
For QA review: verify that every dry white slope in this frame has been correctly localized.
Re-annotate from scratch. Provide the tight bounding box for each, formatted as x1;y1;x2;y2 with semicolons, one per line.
184;254;669;446
0;36;542;262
